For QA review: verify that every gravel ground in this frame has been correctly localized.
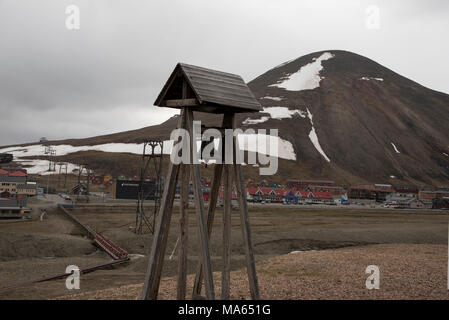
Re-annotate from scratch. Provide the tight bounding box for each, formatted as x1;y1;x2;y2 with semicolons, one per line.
60;243;449;300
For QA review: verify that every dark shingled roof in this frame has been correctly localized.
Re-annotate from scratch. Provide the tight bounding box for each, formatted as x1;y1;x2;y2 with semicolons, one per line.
154;63;262;113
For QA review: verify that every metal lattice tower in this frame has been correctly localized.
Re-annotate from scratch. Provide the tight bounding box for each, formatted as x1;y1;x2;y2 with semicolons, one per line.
57;162;68;188
44;146;56;172
135;140;164;235
75;164;90;203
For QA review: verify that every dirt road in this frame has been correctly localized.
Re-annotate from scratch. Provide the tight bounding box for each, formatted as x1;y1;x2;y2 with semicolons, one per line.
0;199;448;299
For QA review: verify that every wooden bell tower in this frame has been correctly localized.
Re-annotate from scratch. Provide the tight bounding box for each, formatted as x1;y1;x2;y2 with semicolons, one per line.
141;63;262;300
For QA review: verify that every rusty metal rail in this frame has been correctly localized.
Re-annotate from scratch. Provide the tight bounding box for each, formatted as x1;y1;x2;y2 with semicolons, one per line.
58;205;96;238
0;258;129;292
58;204;129;260
94;234;129;260
0;205;132;292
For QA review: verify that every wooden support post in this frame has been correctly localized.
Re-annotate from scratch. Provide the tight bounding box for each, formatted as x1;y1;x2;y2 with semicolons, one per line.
177;164;190;300
192;113;232;297
141;112;184;300
185;108;215;300
192;163;223;297
232;115;260;300
177;81;190;298
222;164;232;299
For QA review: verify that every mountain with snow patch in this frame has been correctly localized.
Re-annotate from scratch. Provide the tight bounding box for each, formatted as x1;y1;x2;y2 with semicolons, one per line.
2;50;449;186
245;50;449;185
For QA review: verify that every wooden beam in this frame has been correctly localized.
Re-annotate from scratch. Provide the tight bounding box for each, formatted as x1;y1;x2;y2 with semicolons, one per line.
141;111;184;300
192;112;232;297
232;114;260;300
222;164;232;299
185;108;215;300
177;164;190;300
192;162;223;297
164;98;199;107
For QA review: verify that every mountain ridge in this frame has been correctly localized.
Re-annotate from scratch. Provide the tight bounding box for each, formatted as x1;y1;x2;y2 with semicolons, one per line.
2;50;449;186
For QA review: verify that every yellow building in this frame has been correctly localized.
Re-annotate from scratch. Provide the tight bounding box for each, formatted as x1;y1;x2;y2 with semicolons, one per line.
0;170;37;196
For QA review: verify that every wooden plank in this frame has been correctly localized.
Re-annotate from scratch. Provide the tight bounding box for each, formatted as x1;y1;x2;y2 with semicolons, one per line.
179;64;261;112
141;111;184;300
192;111;232;297
194;88;260;103
186;108;215;300
178;81;191;299
180;63;243;80
231;114;260;300
192;93;261;111
189;76;251;90
192;162;223;297
177;164;190;299
165;98;199;107
222;164;232;299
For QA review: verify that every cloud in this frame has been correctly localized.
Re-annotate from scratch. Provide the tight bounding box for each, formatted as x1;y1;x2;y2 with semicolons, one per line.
0;0;448;145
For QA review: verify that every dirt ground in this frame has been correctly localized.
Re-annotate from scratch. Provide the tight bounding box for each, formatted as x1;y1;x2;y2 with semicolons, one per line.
0;196;448;300
62;243;449;300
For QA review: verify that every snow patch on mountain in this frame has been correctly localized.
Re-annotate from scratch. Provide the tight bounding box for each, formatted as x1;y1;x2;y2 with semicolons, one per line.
263;107;306;119
0;143;173;175
391;142;401;154
238;133;296;161
243;116;270;125
0;143;172;159
269;52;335;91
360;77;384;81
260;96;284;101
20;159;79;176
243;107;307;125
306;108;331;162
1;134;297;174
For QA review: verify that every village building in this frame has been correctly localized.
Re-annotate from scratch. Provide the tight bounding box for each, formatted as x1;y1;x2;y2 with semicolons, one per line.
419;190;449;201
258;188;283;203
0;169;36;196
306;185;345;196
287;179;336;190
283;190;299;204
246;187;262;202
394;186;420;194
309;191;334;204
295;190;312;203
433;198;449;209
385;192;416;203
349;184;394;201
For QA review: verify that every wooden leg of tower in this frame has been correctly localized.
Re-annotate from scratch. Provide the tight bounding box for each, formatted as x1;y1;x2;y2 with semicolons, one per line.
221;164;232;299
177;164;190;300
186;108;215;300
192;163;223;297
232;118;260;300
141;112;184;300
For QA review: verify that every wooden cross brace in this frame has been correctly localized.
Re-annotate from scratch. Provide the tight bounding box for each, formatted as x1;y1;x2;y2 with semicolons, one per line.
141;107;260;300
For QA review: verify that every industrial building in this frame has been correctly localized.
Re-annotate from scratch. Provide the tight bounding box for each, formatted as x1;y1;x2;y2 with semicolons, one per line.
418;190;449;201
0;169;36;196
348;184;394;201
109;179;159;200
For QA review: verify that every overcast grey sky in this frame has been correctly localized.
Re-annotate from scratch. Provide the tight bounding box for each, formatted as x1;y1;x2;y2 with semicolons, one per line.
0;0;448;146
